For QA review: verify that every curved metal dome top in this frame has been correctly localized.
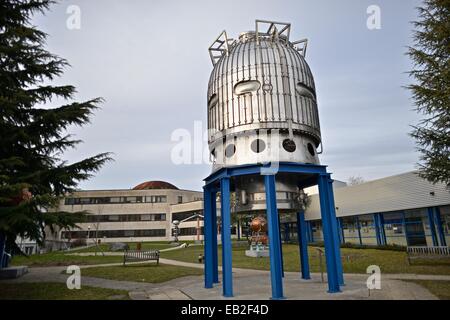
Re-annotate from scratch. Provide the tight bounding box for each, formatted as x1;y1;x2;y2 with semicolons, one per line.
132;181;179;190
206;20;322;172
207;20;320;147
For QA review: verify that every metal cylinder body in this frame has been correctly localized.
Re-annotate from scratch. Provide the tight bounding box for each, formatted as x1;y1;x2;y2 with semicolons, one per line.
207;21;321;214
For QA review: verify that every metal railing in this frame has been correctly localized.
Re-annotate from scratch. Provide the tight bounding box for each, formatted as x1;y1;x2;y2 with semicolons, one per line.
406;246;450;265
407;246;450;256
123;250;160;266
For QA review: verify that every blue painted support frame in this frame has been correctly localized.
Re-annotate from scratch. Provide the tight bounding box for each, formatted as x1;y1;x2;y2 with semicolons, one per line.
203;162;344;298
306;221;314;243
211;190;219;283
284;223;290;242
355;216;363;245
380;213;387;245
427;207;438;247
374;214;382;246
203;187;214;289
434;207;447;246
402;211;409;246
278;215;285;278
336;218;345;244
326;176;345;286
317;174;341;293
264;174;285;299
380;213;386;245
220;177;233;297
297;212;311;280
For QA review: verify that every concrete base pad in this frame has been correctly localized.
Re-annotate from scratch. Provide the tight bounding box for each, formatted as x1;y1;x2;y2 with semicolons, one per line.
0;266;29;280
245;250;270;258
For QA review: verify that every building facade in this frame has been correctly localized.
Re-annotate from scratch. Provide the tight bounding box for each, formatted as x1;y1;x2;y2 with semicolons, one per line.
49;172;449;248
282;171;450;247
55;181;204;244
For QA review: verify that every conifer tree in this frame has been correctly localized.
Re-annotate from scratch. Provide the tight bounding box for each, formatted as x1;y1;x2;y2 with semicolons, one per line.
0;0;111;259
408;0;450;186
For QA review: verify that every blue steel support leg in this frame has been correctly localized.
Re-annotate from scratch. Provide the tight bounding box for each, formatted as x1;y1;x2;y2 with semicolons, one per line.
318;174;340;293
203;187;214;289
341;218;346;244
356;216;363;245
326;176;345;286
278;215;284;278
378;214;384;245
284;223;290;242
374;214;382;246
379;213;387;245
402;211;409;246
220;177;233;297
306;221;314;243
427;207;438;247
297;212;311;280
337;218;344;244
304;222;310;243
434;207;447;246
211;190;219;283
264;174;285;300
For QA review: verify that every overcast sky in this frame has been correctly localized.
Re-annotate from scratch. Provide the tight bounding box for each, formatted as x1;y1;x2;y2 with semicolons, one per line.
33;0;423;191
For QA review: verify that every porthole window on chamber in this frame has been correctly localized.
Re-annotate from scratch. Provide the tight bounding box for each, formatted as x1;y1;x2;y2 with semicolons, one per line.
251;139;266;153
234;80;261;95
296;83;316;101
307;143;316;156
225;144;236;158
282;139;296;153
208;94;218;109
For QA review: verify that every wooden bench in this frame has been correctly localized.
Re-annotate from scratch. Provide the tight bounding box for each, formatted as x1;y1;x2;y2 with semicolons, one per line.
407;246;450;265
123;250;160;266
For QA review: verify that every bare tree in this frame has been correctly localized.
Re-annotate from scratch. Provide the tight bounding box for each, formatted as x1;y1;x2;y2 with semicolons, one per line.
348;176;365;186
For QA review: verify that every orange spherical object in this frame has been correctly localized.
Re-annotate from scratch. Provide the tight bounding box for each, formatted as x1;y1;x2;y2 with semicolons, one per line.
250;216;267;233
258;235;268;245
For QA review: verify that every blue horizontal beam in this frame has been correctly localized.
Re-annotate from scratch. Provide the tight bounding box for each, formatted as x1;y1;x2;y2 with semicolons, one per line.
204;162;328;186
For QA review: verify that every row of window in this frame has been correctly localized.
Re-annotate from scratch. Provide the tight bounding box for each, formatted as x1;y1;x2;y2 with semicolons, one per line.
62;229;166;239
175;227;205;236
84;214;166;223
172;211;203;222
65;195;168;205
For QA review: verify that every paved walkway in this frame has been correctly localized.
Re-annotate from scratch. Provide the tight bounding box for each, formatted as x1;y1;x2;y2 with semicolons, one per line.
3;258;448;300
65;243;187;256
157;258;450;281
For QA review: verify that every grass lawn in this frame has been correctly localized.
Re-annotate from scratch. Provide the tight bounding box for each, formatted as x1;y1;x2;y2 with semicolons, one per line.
404;280;450;300
70;241;177;253
81;263;203;283
10;241;184;267
11;251;123;267
161;244;450;275
0;282;129;300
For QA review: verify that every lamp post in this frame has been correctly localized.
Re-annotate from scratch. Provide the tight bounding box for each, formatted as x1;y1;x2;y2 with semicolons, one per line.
87;225;91;245
172;220;180;243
